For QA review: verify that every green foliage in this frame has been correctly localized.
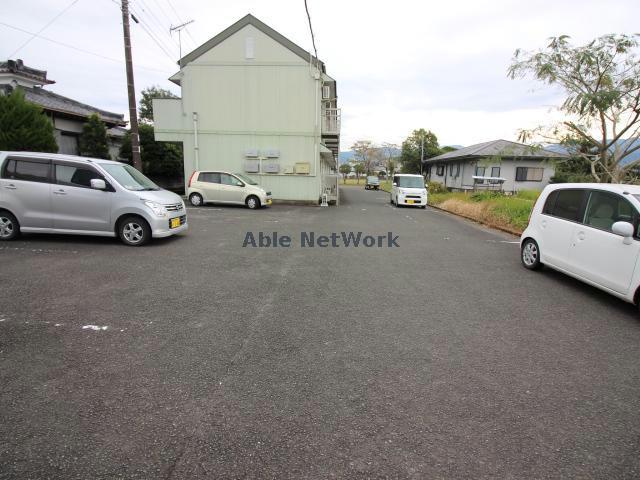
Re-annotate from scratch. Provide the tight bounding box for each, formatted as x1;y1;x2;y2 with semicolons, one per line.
400;129;440;173
79;113;110;159
490;197;534;230
0;89;57;152
469;191;503;202
339;163;351;183
139;85;178;123
120;123;183;178
509;34;640;182
426;181;447;193
515;190;541;201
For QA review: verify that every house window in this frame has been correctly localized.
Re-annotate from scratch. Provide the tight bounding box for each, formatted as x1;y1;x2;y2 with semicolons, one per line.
475;166;485;184
516;166;544;182
322;85;330;99
490;166;501;184
436;165;444;176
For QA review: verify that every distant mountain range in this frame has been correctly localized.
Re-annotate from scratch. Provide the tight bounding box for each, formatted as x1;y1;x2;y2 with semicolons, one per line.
543;139;640;165
338;145;461;164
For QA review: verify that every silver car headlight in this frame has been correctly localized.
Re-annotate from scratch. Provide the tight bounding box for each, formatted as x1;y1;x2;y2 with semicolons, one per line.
144;200;168;217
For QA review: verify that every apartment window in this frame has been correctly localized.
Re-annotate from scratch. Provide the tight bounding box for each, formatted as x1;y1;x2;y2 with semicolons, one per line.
475;166;485;184
516;166;544;182
436;165;444;176
322;85;330;99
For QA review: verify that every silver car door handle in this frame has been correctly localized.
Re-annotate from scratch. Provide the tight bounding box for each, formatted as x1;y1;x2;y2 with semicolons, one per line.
577;231;586;241
4;184;16;190
53;189;67;195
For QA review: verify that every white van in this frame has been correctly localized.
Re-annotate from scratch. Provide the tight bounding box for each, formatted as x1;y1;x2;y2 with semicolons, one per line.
390;174;427;208
521;183;640;306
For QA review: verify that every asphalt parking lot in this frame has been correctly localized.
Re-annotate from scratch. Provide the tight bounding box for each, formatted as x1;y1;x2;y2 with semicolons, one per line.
1;186;640;479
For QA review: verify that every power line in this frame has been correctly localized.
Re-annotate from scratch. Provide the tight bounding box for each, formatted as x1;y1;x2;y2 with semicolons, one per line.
9;0;81;58
303;0;319;65
129;5;178;60
0;22;172;74
134;0;179;48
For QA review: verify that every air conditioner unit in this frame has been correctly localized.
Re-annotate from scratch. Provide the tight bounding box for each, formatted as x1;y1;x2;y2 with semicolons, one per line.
244;149;259;158
264;149;280;158
263;163;279;173
244;160;259;173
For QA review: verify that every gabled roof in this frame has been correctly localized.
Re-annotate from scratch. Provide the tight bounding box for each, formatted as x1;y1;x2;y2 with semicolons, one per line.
19;86;125;126
179;14;325;70
424;139;568;164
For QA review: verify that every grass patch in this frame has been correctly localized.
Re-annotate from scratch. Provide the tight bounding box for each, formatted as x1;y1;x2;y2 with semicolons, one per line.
428;190;539;233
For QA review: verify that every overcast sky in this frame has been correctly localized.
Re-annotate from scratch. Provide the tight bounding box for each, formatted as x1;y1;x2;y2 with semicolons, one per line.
2;0;639;149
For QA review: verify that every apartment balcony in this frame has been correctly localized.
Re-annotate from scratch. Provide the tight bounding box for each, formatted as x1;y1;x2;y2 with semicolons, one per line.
321;108;341;135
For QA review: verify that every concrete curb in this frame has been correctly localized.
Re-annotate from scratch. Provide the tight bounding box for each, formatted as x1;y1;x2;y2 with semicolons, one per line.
428;203;522;237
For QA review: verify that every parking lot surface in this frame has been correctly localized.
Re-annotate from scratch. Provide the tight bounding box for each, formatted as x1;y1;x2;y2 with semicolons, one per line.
1;186;640;479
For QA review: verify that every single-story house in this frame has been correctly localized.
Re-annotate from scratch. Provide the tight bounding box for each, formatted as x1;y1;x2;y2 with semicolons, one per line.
423;139;568;192
0;59;127;160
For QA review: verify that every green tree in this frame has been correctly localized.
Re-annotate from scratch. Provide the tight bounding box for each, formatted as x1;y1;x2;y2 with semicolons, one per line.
400;129;440;173
0;89;57;152
509;34;640;183
78;113;110;159
339;163;351;183
139;85;178;123
120;123;183;179
354;162;366;183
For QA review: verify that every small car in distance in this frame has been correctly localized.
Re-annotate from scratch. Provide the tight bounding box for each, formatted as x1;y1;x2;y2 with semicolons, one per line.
187;171;272;209
390;174;427;208
520;183;640;307
0;151;187;246
365;176;380;190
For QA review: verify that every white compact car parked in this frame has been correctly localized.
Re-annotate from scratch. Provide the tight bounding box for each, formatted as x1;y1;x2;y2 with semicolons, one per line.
521;183;640;307
187;171;272;209
390;174;428;208
0;152;187;246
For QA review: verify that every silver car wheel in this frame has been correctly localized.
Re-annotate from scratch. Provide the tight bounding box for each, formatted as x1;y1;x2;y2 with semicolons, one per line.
522;242;538;266
246;197;258;209
123;222;144;244
190;193;202;206
0;217;13;238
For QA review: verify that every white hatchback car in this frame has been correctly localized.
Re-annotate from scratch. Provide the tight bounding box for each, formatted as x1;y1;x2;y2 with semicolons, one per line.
390;174;428;208
521;183;640;306
187;171;272;209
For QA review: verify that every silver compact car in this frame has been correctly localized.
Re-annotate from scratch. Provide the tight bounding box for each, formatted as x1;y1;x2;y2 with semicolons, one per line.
0;152;187;246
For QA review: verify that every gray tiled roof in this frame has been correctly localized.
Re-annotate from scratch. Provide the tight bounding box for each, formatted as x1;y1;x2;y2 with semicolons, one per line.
424;139;568;164
22;87;125;126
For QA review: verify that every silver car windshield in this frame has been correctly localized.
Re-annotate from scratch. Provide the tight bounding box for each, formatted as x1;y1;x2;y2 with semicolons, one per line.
234;173;258;185
398;177;424;188
101;164;160;191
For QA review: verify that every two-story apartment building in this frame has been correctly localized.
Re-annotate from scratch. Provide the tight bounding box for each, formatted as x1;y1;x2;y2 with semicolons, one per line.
153;14;340;204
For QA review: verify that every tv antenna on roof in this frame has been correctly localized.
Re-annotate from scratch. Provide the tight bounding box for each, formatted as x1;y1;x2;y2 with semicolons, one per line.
170;20;195;69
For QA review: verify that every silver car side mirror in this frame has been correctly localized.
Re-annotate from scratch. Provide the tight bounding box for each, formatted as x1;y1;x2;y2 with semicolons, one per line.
612;221;634;245
90;179;106;190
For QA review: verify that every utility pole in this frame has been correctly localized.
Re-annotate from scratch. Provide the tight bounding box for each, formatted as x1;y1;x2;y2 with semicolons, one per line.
420;134;424;176
121;0;141;170
170;20;194;70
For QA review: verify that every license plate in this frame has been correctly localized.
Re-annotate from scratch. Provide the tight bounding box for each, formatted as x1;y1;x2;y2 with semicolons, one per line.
170;217;181;229
406;199;414;204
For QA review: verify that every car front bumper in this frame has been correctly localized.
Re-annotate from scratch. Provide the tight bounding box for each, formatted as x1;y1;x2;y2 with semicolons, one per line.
150;214;189;238
398;195;427;206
